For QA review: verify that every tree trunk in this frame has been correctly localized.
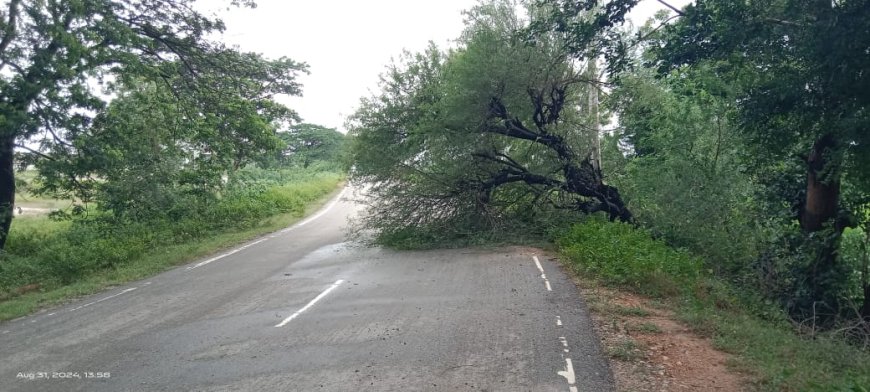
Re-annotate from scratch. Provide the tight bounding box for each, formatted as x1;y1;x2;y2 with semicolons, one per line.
861;228;869;319
0;134;15;250
801;134;840;232
565;159;633;223
799;133;845;316
862;283;870;319
587;60;601;172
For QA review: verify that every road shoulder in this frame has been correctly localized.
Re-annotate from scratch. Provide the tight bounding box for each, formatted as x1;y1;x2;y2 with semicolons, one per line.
555;257;749;391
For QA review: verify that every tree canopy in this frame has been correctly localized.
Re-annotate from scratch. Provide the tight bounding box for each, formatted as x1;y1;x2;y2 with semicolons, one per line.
0;0;306;248
349;0;632;246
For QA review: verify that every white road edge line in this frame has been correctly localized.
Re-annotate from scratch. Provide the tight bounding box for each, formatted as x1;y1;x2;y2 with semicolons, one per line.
279;187;348;233
68;287;137;312
187;187;347;271
186;238;269;271
275;279;345;327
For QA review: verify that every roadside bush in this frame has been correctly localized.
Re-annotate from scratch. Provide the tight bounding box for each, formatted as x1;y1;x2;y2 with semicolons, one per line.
0;170;343;299
840;227;869;307
558;218;703;297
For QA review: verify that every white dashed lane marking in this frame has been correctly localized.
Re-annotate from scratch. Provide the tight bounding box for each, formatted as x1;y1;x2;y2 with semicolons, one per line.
275;279;345;327
558;357;578;392
533;255;553;292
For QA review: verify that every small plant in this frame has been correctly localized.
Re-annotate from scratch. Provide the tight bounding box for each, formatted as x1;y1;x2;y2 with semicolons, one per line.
627;322;662;334
608;339;645;361
613;305;652;317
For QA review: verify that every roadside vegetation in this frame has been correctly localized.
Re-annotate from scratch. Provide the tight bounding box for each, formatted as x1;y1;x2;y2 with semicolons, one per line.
1;158;345;322
2;123;347;315
0;1;350;320
559;219;870;390
0;169;342;321
347;0;870;390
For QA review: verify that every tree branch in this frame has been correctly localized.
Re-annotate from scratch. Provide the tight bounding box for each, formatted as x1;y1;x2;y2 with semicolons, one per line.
0;0;21;57
656;0;685;16
14;143;54;161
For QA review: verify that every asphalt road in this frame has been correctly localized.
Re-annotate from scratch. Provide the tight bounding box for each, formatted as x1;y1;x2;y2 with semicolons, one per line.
0;188;613;391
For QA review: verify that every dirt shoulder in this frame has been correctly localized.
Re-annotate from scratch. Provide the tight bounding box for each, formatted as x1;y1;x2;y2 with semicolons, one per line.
552;257;749;391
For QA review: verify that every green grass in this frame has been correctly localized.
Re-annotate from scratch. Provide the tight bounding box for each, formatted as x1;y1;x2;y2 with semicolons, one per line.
679;301;870;391
558;219;870;391
13;170;72;211
613;305;652;317
0;174;344;321
557;218;702;298
608;339;646;361
627;321;663;334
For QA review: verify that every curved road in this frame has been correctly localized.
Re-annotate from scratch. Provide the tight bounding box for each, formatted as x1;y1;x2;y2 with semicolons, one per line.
0;188;613;391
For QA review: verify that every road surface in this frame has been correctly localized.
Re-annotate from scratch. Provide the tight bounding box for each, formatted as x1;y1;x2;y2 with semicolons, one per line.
0;188;613;391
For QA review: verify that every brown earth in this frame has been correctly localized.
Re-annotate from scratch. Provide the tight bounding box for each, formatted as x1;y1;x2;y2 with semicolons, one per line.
557;261;748;391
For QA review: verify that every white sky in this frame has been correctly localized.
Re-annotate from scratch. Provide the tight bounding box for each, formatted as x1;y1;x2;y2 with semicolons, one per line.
198;0;692;132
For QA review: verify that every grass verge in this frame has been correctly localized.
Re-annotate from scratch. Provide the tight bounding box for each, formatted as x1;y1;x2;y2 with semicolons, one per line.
558;218;870;391
0;180;344;322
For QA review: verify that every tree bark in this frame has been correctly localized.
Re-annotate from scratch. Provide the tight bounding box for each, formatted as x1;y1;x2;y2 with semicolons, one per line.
485;96;633;223
564;159;632;222
861;228;870;319
0;134;15;250
587;60;601;172
801;134;840;232
799;133;847;316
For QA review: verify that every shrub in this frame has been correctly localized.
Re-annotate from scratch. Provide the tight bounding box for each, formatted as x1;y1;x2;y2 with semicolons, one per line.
0;170;343;299
557;218;703;297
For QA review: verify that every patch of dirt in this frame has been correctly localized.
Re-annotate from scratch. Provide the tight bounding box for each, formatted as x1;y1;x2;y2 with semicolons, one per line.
14;206;52;216
562;268;748;391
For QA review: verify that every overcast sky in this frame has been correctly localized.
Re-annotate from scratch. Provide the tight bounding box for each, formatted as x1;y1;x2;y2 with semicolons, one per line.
197;0;692;132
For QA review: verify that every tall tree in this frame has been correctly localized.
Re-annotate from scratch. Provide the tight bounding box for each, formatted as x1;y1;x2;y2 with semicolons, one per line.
276;123;346;169
0;0;280;249
651;0;870;316
37;50;307;219
349;0;631;245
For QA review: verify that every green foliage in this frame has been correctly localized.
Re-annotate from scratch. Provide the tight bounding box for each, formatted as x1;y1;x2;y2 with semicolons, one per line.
648;0;870;318
0;0;308;249
609;66;766;276
273;123;347;170
350;0;634;245
0;169;342;299
32;50;308;220
559;219;870;390
558;219;702;297
839;227;869;307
